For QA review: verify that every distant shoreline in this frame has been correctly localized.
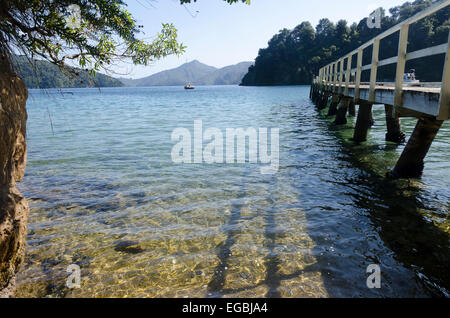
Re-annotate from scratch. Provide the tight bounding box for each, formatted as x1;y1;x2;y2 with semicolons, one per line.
27;84;313;91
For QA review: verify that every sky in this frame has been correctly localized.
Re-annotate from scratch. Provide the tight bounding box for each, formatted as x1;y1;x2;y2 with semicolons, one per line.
116;0;408;79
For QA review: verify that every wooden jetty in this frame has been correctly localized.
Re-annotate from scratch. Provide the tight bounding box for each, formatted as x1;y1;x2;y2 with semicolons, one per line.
310;0;450;178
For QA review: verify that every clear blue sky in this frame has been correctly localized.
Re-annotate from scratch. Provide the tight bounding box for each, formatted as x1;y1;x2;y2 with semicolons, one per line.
117;0;407;79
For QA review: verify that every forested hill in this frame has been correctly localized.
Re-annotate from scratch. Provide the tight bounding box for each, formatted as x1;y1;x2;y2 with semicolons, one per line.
241;0;449;86
12;56;124;89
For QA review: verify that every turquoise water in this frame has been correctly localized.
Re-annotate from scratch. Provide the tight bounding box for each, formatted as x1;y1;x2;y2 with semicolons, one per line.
16;85;449;297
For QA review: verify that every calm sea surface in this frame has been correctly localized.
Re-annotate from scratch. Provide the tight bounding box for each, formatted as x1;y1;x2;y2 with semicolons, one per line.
16;85;449;297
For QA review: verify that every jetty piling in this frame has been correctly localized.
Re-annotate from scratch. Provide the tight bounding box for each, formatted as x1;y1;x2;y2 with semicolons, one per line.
352;101;374;142
318;92;330;110
384;105;406;143
327;94;340;116
334;97;351;125
392;117;444;178
348;100;356;117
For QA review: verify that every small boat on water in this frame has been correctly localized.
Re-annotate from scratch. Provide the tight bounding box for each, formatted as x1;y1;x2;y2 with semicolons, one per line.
184;83;195;90
404;69;420;86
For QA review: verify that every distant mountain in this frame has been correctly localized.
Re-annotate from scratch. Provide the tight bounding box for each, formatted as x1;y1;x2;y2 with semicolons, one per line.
12;56;124;89
199;62;255;85
120;60;253;87
117;77;137;87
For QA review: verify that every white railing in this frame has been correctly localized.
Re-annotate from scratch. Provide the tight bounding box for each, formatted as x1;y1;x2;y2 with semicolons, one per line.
317;0;450;120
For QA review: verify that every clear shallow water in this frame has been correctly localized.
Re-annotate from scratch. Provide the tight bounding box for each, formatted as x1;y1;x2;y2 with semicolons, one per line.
15;85;449;298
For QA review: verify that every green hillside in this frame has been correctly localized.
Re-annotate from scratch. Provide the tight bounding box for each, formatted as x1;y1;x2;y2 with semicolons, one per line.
12;56;124;89
241;0;449;86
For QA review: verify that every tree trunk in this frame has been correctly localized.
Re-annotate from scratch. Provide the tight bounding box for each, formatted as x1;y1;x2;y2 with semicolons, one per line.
0;46;29;297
